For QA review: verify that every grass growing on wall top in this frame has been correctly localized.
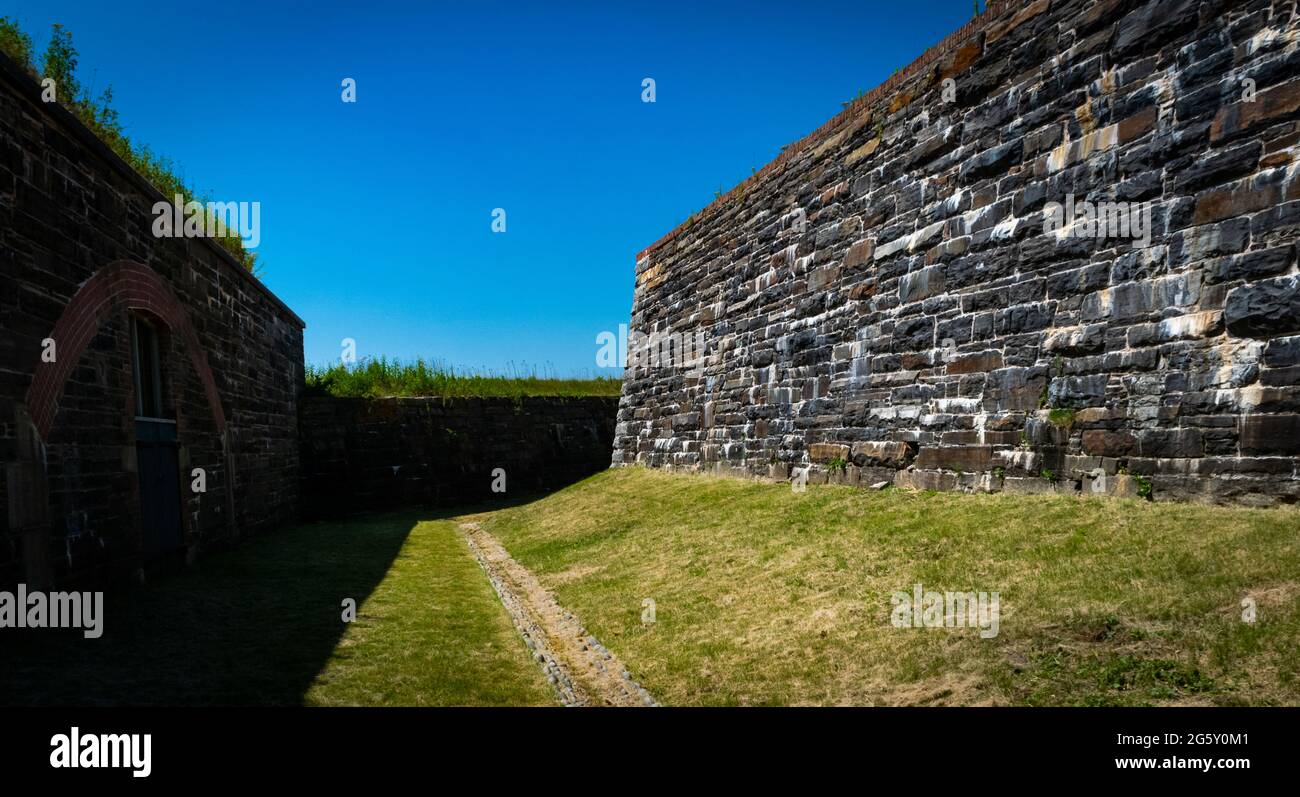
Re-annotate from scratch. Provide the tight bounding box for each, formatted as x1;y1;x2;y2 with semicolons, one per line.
0;18;259;274
305;357;623;398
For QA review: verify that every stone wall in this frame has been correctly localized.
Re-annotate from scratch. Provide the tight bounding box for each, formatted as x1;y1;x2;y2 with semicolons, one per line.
616;0;1300;506
0;52;305;585
299;395;618;518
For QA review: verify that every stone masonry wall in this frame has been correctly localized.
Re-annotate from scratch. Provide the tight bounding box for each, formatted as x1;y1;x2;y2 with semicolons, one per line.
616;0;1300;506
0;53;305;585
299;395;618;518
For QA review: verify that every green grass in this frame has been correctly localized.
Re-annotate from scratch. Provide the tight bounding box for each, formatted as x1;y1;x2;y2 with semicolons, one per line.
480;467;1300;706
304;519;553;706
9;469;1297;707
0;514;552;706
305;357;622;398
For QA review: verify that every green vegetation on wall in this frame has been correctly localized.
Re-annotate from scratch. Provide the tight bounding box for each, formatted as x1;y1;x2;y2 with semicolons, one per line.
0;18;258;274
305;357;622;399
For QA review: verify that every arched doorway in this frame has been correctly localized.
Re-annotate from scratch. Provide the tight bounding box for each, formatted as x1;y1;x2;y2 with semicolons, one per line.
129;312;184;557
17;260;230;585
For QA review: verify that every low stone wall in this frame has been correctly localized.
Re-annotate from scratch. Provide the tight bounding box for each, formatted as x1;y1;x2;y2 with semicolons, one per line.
299;396;618;518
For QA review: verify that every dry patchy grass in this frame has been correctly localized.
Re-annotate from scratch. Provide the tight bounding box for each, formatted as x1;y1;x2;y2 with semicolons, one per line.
479;468;1300;706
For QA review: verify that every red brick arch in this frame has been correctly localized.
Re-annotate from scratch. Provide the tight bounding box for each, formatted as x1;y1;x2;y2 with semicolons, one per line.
25;260;226;441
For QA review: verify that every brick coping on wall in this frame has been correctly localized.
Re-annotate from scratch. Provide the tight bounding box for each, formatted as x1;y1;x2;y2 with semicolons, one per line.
0;50;306;329
635;0;1032;263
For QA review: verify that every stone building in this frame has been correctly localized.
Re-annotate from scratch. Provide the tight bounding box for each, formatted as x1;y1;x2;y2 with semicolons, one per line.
0;52;305;586
616;0;1300;505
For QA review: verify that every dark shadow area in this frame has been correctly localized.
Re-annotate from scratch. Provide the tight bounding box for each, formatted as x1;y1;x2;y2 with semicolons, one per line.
0;502;487;706
298;395;618;519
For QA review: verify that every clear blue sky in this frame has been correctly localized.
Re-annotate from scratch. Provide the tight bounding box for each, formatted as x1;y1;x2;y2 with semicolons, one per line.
9;0;975;376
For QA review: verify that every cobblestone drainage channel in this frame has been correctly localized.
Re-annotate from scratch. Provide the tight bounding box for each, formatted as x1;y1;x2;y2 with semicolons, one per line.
459;522;657;707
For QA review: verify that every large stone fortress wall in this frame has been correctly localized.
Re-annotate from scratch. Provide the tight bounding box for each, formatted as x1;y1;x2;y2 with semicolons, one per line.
615;0;1300;505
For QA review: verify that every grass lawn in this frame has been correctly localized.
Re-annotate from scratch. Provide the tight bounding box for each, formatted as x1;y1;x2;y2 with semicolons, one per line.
8;469;1298;707
304;519;552;706
477;467;1300;706
0;514;552;706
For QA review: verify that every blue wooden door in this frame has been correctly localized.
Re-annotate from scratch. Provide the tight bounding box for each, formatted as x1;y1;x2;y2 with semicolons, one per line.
137;419;183;557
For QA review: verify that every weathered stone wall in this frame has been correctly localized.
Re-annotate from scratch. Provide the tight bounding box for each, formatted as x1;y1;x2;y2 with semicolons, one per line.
299;395;618;518
0;53;305;585
616;0;1300;505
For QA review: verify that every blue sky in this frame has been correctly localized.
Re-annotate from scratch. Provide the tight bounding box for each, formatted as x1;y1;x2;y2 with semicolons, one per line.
8;0;975;376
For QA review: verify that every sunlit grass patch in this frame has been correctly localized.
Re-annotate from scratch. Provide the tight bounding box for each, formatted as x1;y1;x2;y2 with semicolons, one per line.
305;519;553;706
0;514;553;706
481;468;1300;706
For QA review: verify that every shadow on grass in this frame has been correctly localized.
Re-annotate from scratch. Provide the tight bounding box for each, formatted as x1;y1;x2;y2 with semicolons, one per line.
0;491;546;706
